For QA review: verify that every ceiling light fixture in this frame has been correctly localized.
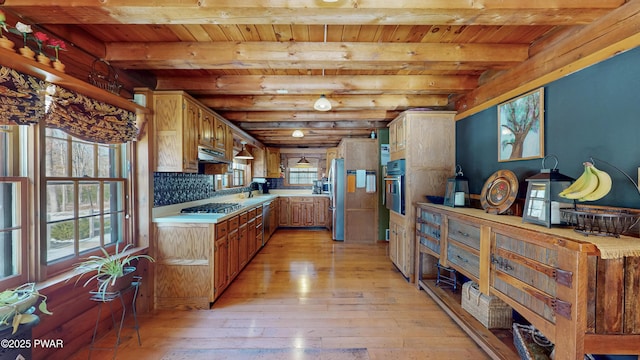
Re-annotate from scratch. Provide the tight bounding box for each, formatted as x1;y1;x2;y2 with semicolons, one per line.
292;130;304;138
297;156;311;166
234;141;254;160
314;24;332;112
313;94;331;111
323;0;338;2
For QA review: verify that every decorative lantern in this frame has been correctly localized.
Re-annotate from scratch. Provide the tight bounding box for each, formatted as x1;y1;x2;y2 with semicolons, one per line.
444;165;470;207
523;155;575;227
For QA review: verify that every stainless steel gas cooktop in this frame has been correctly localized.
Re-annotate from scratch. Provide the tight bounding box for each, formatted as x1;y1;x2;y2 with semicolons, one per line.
180;203;242;214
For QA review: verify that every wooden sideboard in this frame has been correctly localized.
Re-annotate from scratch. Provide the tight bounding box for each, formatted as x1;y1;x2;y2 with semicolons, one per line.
415;203;640;359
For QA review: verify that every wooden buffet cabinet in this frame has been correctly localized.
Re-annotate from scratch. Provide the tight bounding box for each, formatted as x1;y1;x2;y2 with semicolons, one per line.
415;203;640;359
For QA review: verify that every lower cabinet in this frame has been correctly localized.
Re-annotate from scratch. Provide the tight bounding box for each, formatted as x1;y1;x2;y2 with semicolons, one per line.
389;212;409;277
154;205;266;309
415;203;640;360
279;196;330;228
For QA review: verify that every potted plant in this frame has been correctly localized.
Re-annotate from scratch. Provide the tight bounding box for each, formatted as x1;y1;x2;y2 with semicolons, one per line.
73;244;154;300
0;283;52;334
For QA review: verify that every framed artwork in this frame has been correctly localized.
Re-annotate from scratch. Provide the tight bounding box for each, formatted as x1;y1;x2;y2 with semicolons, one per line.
498;87;544;162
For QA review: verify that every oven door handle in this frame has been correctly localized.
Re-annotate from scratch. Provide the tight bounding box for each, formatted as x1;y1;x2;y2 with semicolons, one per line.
384;176;402;181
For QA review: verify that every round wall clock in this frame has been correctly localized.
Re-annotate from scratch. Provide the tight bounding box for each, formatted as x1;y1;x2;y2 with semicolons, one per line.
480;169;519;214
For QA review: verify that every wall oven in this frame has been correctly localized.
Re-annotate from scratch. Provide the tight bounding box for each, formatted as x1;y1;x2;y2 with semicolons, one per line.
384;159;406;215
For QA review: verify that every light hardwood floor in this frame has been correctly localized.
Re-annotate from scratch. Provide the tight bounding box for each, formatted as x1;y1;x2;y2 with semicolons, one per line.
70;228;490;360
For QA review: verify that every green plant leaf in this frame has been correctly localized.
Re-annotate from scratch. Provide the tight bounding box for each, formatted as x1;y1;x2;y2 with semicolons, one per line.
38;300;53;315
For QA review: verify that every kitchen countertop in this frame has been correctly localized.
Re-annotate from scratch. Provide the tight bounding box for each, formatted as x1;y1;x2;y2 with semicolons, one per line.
153;190;329;224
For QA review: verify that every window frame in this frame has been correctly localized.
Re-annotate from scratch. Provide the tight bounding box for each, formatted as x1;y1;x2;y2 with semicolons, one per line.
0;177;29;290
41;128;134;278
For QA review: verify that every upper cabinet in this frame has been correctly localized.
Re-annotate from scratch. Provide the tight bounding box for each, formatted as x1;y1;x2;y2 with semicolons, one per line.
199;107;215;149
153;92;200;172
388;115;407;159
214;116;227;155
266;147;281;178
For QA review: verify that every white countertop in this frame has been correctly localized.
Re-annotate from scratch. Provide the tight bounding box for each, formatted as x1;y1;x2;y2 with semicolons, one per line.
153;190;329;224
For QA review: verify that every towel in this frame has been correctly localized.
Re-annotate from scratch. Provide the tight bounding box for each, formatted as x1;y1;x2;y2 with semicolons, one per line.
347;174;356;192
356;169;366;188
366;174;376;193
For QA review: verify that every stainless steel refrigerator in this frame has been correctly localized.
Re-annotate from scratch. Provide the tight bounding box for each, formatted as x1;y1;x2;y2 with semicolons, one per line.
328;158;345;241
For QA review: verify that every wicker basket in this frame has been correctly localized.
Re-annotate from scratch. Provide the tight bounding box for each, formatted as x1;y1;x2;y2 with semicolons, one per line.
461;281;512;329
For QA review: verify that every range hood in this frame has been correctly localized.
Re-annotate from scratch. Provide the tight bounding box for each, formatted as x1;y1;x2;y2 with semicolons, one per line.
198;147;231;164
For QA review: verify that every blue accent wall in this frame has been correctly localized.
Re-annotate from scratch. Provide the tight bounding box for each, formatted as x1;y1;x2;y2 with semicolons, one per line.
456;47;640;209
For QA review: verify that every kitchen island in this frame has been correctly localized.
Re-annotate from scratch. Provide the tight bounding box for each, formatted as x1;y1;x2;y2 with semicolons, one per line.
152;191;329;309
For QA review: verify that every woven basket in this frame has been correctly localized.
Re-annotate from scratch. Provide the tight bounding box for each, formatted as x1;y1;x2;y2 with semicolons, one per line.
461;281;512;329
512;323;554;360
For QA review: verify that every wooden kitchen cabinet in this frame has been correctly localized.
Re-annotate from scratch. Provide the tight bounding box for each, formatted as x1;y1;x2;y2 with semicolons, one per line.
290;197;314;226
226;123;235;161
214;114;227;155
266;147;281;178
153;91;200;172
387;111;455;280
314;197;329;228
199;106;215;148
214;221;229;298
389;212;410;277
415;203;640;360
278;197;289;226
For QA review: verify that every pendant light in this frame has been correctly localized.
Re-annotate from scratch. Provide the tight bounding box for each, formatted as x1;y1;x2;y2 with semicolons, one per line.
234;141;254;160
314;24;332;111
297;156;310;166
313;94;331;111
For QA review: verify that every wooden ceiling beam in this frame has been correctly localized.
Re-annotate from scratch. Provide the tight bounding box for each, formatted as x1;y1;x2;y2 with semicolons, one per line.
456;0;640;119
156;75;477;95
3;1;623;25
239;122;390;130
200;95;448;111
105;42;528;69
221;111;400;122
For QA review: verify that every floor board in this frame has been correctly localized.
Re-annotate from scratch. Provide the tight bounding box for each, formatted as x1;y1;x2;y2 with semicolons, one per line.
70;228;490;360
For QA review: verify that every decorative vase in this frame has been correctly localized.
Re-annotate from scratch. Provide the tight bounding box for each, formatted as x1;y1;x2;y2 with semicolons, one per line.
52;60;65;73
0;36;15;52
18;46;35;60
36;53;51;67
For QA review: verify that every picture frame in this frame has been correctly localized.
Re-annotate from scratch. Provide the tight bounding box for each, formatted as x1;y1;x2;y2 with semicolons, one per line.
498;87;544;162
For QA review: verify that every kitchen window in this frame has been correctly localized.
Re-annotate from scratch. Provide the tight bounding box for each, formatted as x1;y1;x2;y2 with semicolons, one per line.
0;126;29;289
44;128;131;275
288;167;319;185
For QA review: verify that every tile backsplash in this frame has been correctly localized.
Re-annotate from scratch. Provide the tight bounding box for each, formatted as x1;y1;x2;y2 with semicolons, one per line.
153;172;214;207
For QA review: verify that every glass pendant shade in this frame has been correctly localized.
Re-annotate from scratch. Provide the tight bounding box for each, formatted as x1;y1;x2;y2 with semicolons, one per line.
292;130;304;138
313;94;332;111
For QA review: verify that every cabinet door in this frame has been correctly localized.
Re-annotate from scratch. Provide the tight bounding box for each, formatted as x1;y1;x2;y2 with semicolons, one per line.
389;121;397;153
214;118;226;153
226;125;234;161
266;147;281;178
199;107;214;148
278;197;290;226
396;117;406;151
314;197;328;226
290;201;303;226
214;236;228;298
239;223;248;268
389;220;398;265
182;98;199;172
326;147;338;174
228;230;239;279
247;218;256;258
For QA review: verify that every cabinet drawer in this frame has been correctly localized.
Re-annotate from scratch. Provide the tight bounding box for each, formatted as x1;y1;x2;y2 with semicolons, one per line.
228;215;239;231
239;211;248;223
291;197;314;203
215;221;228;239
448;219;480;250
491;232;559;323
417;210;441;255
447;240;480;280
248;208;256;218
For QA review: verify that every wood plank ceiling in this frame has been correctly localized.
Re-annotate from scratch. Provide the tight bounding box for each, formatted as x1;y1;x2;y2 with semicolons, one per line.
1;0;631;148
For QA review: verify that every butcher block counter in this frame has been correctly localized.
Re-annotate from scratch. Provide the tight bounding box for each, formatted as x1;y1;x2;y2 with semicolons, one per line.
415;203;640;360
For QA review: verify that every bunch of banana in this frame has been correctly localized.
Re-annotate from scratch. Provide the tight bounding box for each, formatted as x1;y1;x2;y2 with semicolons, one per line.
559;162;612;201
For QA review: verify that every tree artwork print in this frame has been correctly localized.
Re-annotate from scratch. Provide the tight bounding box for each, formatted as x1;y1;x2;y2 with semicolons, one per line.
498;88;544;162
